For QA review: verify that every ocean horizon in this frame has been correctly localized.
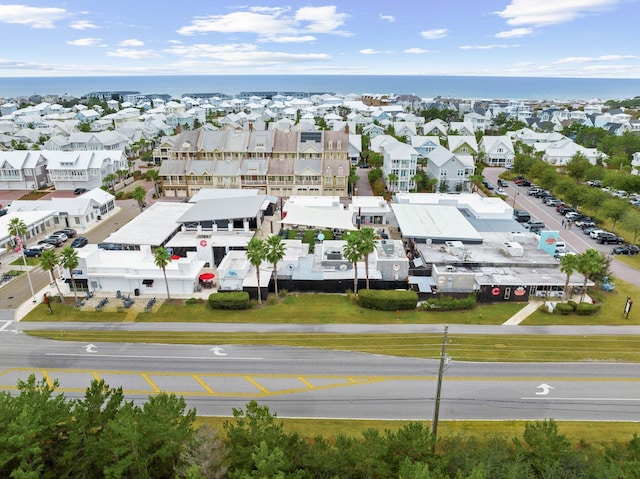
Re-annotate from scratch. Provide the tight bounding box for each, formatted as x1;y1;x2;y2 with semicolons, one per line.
1;74;639;102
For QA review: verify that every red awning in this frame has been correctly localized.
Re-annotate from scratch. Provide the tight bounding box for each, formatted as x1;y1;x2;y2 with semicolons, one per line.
171;255;181;260
199;273;215;281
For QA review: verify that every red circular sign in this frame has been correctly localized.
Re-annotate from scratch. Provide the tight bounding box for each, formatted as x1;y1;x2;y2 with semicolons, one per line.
491;287;501;296
545;237;557;245
514;286;526;296
200;239;208;247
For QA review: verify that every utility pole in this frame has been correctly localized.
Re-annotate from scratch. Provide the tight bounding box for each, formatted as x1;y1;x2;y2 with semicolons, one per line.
430;325;448;449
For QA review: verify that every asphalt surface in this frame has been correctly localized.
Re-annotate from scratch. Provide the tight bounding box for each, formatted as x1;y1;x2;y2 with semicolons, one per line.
0;333;638;420
482;167;640;286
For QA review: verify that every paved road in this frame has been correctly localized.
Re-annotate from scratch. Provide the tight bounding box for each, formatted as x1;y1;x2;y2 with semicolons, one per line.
0;332;638;420
483;167;640;286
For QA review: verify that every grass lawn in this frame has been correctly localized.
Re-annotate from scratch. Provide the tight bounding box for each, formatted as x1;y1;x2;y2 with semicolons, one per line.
196;416;640;448
22;293;524;325
10;257;39;267
523;278;640;325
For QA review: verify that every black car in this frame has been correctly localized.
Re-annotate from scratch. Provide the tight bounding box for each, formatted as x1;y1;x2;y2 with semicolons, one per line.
23;247;43;257
513;209;531;223
71;236;88;248
612;245;639;255
74;187;87;195
61;228;77;238
497;179;508;187
39;237;62;247
598;233;624;245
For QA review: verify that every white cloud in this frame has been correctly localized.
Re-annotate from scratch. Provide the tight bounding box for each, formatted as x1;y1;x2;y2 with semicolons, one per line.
106;48;161;59
496;0;620;27
553;54;638;64
294;6;349;34
66;37;103;47
0;4;68;28
404;48;429;54
360;49;380;55
379;14;395;22
495;27;534;38
119;39;145;47
420;28;448;40
459;44;518;50
164;43;330;65
261;35;317;43
70;20;98;30
177;5;349;39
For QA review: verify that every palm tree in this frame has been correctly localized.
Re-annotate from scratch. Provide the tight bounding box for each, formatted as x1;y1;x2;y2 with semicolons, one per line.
264;235;286;299
39;249;64;298
153;246;172;300
246;238;267;304
131;185;147;212
60;246;80;302
577;249;604;303
343;233;362;293
146;169;161;197
387;173;398;193
559;253;579;302
8;217;36;302
358;227;377;290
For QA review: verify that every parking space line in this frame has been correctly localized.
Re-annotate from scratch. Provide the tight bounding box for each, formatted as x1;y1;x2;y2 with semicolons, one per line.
42;370;54;388
92;371;101;381
298;377;315;389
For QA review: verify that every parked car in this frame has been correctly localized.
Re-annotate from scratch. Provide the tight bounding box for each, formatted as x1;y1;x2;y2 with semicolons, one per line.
52;231;70;241
74;187;87;195
582;226;600;236
611;245;640;255
527;187;542;196
513;209;531;223
23;247;43;257
496;188;507;196
61;228;77;238
71;236;88;248
589;229;608;239
587;180;602;187
497;179;508;187
39;237;61;247
0;208;7;217
525;220;545;230
48;232;68;242
546;199;563;207
598;233;624;245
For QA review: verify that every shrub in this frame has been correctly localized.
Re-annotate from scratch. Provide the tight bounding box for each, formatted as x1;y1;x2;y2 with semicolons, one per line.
185;297;200;305
554;303;574;315
567;300;577;311
575;302;600;315
208;291;250;310
422;294;477;311
357;289;418;311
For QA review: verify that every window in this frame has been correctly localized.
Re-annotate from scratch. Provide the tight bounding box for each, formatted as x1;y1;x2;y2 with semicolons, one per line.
440;170;447;177
457;169;465;176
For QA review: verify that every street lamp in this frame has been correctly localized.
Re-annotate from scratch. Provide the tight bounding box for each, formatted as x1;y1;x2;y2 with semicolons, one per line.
13;225;37;303
512;191;519;208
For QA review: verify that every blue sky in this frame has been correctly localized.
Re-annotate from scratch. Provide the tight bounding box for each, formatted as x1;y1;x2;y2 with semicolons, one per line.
0;0;638;78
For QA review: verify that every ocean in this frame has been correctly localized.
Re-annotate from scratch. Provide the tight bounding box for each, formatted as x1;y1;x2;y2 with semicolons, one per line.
1;75;639;102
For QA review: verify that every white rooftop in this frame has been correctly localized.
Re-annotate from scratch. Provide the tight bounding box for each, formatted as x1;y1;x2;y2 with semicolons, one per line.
104;201;193;246
391;203;483;243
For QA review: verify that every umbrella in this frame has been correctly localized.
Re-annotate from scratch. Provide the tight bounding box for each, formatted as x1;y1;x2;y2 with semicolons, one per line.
199;273;215;281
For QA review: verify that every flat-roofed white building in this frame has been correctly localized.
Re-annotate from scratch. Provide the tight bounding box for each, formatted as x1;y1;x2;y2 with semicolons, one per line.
66;244;206;295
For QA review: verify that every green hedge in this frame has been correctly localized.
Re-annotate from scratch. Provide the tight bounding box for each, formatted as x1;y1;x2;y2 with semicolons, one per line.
208;291;250;310
554;303;574;315
357;289;418;311
422;294;477;311
575;302;600;315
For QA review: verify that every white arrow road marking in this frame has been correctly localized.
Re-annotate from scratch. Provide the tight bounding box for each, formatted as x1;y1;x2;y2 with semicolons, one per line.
535;383;554;395
84;344;97;353
0;320;13;332
209;346;227;356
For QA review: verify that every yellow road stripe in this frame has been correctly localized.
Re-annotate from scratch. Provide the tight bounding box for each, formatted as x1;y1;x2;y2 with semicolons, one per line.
298;377;315;389
42;370;53;389
244;376;270;394
92;371;100;381
193;375;215;395
140;373;160;393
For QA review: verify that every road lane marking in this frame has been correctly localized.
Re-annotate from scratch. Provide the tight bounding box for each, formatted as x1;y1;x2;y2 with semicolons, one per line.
42;370;54;388
45;353;263;360
192;375;215;395
244;376;270;394
141;373;160;393
522;397;640;401
92;371;101;381
298;377;315;389
0;320;13;332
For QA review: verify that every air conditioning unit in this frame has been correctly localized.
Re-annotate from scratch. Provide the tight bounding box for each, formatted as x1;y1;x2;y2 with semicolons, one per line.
502;241;524;257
